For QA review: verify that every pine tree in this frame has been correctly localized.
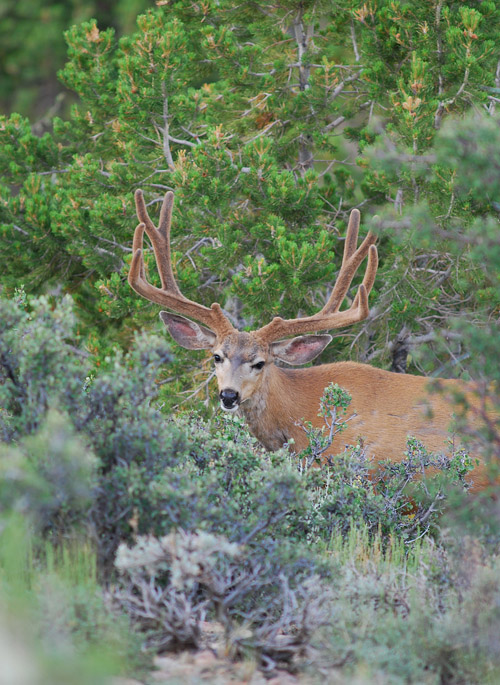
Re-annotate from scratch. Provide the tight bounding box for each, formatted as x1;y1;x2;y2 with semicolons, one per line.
1;1;499;407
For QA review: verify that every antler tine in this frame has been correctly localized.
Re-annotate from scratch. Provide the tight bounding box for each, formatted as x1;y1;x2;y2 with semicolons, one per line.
353;243;378;307
321;211;377;314
342;208;360;266
135;189;182;296
132;221;146;282
128;190;235;337
254;209;378;343
158;188;174;238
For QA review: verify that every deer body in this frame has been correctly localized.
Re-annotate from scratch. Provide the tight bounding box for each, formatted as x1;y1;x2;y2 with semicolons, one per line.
238;361;456;456
127;189;492;492
212;348;490;490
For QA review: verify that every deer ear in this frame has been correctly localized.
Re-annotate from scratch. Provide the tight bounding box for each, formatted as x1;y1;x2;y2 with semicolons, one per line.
159;312;217;350
270;334;332;365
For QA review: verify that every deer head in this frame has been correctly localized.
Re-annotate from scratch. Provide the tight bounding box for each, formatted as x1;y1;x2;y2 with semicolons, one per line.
128;190;378;412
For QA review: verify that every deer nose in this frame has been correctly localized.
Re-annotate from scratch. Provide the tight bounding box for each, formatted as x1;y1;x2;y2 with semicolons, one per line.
220;388;239;408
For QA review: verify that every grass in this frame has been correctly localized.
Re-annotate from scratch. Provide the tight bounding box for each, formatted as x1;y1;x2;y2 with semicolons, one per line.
328;521;435;574
0;514;149;685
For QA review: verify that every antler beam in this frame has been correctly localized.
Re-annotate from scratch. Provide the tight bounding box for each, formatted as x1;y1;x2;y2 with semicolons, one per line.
128;190;235;337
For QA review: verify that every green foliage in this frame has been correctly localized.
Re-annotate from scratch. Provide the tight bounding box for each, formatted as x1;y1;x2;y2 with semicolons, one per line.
0;0;152;117
319;531;500;684
298;382;355;466
0;515;148;684
0;295;308;570
1;2;500;680
115;525;500;683
0;292;468;564
0;292;82;440
0;292;499;681
0;293;481;557
0;410;97;537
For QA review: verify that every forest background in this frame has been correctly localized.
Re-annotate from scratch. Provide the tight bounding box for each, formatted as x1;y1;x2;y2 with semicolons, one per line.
1;1;500;683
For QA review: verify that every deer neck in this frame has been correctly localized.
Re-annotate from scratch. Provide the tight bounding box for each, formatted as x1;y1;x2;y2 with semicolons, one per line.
238;365;305;451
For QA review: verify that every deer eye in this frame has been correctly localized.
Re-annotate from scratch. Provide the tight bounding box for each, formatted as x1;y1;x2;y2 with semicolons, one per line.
252;361;265;371
213;354;223;364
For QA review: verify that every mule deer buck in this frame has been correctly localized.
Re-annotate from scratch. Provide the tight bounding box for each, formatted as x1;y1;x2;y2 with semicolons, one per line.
128;189;491;491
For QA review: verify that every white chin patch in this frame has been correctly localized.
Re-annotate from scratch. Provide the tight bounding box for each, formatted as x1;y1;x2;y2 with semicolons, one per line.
220;402;239;413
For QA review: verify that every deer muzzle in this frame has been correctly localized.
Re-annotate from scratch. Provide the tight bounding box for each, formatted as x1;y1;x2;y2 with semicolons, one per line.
220;388;240;411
